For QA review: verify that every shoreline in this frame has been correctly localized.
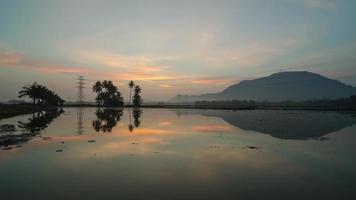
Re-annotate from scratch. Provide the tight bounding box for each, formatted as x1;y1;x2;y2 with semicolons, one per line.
1;104;355;120
0;104;58;120
63;104;356;111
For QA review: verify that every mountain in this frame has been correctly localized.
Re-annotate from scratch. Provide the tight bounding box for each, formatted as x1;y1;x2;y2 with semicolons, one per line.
171;71;356;102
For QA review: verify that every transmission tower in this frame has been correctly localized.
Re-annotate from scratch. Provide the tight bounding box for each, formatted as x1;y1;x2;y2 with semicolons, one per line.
76;75;86;104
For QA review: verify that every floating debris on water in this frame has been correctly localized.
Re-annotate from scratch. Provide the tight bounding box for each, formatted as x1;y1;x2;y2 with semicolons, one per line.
243;145;261;150
42;136;52;141
88;140;96;143
315;137;328;141
56;149;63;152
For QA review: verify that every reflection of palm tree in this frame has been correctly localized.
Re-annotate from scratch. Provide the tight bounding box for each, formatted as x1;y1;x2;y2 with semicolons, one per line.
128;108;133;132
128;124;134;132
0;109;64;147
18;109;64;133
133;109;142;128
128;81;135;106
92;109;123;133
128;108;143;132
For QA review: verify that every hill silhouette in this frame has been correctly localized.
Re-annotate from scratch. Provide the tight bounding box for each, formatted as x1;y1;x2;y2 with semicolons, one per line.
171;71;356;102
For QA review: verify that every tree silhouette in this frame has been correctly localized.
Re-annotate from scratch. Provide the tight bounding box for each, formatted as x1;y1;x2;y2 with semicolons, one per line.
128;80;135;106
132;85;143;107
93;80;124;106
19;82;40;105
19;82;65;106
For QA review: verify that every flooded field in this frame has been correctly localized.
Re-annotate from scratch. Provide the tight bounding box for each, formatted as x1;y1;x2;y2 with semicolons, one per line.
1;108;356;200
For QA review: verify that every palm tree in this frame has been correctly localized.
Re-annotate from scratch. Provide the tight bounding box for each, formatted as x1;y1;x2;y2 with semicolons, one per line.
19;82;65;106
128;81;135;106
19;82;40;105
132;85;142;107
93;80;124;106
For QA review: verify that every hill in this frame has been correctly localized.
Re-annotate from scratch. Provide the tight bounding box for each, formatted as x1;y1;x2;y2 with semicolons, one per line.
171;71;356;102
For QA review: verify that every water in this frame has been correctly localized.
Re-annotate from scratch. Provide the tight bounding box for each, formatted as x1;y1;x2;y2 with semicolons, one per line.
0;108;356;200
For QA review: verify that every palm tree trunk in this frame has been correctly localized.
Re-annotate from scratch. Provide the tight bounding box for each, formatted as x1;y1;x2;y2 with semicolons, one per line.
129;89;132;106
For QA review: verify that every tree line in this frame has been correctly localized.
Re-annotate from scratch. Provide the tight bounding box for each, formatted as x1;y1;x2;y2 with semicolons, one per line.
18;80;143;107
18;82;65;106
93;80;142;107
195;96;356;110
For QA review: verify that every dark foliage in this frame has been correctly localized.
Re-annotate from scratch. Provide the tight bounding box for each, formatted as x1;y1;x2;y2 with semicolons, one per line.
195;96;356;110
18;82;65;106
93;80;124;106
132;85;143;107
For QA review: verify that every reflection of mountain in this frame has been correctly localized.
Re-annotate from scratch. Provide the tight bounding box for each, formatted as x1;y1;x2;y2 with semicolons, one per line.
174;110;356;140
0;109;64;148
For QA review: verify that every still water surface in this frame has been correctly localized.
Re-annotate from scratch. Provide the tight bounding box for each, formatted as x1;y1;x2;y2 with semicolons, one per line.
0;108;356;200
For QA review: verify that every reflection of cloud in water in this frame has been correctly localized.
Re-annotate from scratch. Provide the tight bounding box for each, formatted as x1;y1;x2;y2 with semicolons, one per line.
174;110;356;140
192;125;232;132
158;121;172;126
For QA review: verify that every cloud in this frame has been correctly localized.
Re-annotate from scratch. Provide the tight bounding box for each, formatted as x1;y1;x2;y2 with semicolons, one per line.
159;84;173;88
0;49;92;75
191;78;231;85
191;37;303;68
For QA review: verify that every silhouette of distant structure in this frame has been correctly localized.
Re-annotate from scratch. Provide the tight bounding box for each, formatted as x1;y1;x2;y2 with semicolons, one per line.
76;75;86;104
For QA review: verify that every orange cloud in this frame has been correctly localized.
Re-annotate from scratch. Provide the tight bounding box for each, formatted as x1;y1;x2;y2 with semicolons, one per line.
191;79;230;85
0;50;92;75
159;84;173;88
118;73;174;81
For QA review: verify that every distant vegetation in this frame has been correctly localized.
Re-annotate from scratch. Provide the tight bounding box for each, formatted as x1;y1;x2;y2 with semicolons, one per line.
18;82;65;106
195;96;356;110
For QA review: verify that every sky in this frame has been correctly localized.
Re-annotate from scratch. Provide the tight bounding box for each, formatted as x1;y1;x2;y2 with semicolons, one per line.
0;0;356;102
